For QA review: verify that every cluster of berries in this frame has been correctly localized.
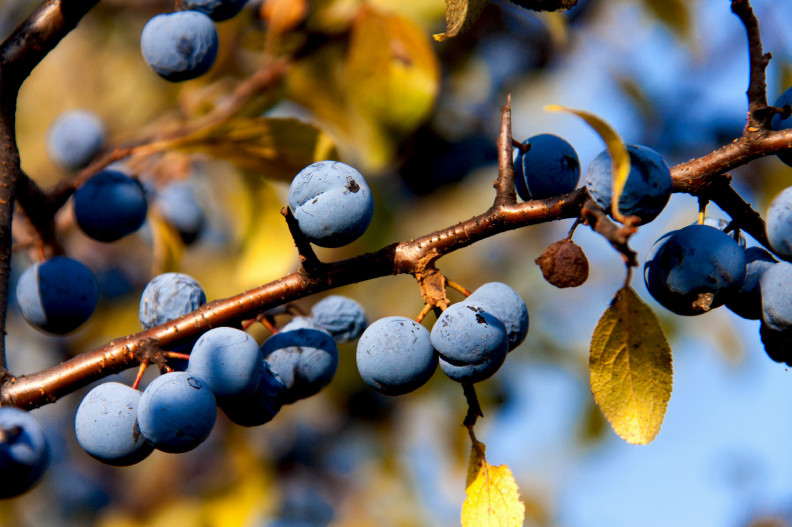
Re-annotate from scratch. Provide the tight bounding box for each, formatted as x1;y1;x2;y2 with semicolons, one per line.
357;283;528;395
75;273;367;465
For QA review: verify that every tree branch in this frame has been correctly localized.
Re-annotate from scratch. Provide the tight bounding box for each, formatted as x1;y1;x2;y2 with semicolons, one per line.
5;111;792;410
0;0;100;89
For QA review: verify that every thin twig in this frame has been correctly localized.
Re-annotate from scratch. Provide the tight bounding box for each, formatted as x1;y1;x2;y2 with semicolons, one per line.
731;0;773;129
580;198;638;266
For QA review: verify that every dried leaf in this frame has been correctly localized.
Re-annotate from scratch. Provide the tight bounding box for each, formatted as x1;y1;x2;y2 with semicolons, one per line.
462;438;525;527
165;117;338;181
590;286;673;445
434;0;489;42
545;105;630;223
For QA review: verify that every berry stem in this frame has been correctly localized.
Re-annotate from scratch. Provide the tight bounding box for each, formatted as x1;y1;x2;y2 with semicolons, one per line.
512;138;531;154
624;265;634;289
131;359;149;391
446;280;472;298
462;383;483;427
698;197;709;224
163;352;191;362
415;303;433;324
260;317;279;335
566;217;583;240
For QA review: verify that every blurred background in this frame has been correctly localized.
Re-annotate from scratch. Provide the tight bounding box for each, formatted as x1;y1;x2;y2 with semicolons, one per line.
2;0;792;525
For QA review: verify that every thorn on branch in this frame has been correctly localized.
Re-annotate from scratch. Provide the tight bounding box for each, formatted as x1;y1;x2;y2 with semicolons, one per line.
493;94;518;208
281;206;324;275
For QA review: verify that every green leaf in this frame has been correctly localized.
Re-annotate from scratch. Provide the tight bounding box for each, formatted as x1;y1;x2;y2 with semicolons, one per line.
165;117;338;182
545;105;630;223
462;437;525;527
434;0;489;42
590;286;673;445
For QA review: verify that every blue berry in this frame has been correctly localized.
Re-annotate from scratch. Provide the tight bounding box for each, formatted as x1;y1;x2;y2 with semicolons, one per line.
585;144;672;224
310;295;367;342
218;363;287;427
466;282;529;351
261;328;338;404
759;261;792;333
513;134;580;200
771;87;792;166
179;0;248;21
46;110;104;170
644;224;747;315
73;170;148;242
281;316;326;333
700;217;746;248
288;161;374;247
430;302;509;366
187;327;263;398
438;352;506;384
766;187;792;259
759;322;792;365
356;317;437;396
726;247;776;320
137;372;217;453
156;181;205;244
139;272;206;329
74;382;153;466
0;407;49;498
140;11;219;82
16;256;99;334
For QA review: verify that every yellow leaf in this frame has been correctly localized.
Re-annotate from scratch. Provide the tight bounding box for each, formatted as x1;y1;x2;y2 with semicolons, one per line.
234;178;297;290
261;0;308;35
149;211;184;275
461;438;525;527
643;0;692;40
545;105;630;223
164;117;338;181
347;7;440;133
434;0;489;41
590;286;673;445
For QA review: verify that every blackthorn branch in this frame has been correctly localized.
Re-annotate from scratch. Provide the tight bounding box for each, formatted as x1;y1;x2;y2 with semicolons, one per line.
0;0;789;419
